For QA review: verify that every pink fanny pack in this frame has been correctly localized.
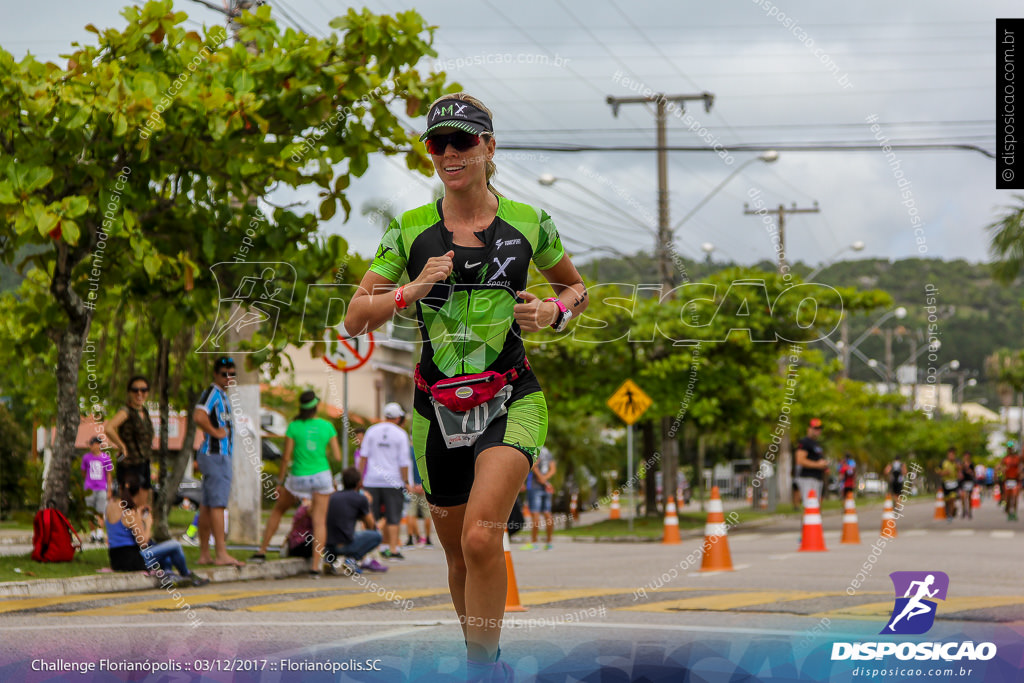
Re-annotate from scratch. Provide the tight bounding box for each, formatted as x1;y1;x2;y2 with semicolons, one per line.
415;360;529;412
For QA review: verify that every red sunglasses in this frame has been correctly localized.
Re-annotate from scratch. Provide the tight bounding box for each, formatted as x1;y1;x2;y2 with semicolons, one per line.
425;131;481;156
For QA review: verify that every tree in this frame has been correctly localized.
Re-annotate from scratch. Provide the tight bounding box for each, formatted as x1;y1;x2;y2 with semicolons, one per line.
987;195;1024;284
0;1;450;513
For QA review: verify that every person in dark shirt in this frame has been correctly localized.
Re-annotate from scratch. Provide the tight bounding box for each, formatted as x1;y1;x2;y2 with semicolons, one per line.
794;418;828;507
324;467;385;574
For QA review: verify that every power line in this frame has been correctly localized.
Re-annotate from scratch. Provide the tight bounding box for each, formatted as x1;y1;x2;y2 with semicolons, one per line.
495;142;996;159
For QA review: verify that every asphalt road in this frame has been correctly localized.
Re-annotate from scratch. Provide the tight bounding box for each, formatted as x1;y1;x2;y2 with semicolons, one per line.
1;498;1021;682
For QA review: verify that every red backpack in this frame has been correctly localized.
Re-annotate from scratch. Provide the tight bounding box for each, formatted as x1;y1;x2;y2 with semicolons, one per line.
31;506;82;563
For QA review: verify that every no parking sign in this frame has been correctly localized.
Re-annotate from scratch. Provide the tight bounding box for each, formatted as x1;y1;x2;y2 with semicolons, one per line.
322;331;375;372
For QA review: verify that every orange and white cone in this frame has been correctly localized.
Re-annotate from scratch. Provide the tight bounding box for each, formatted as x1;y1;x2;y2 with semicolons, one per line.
503;531;527;612
745;486;753;505
662;496;681;544
570;492;579;520
609;491;621;520
933;491;945;520
840;491;861;544
700;486;734;571
994;485;1002;504
799;489;827;552
881;495;898;537
971;487;981;509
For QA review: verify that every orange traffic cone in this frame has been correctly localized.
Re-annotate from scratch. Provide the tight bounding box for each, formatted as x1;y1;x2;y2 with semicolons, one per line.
745;486;753;505
700;486;734;571
881;495;898;537
609;491;621;520
662;496;681;544
840;491;861;545
799;489;827;552
503;531;527;612
994;485;1002;504
933;491;945;520
570;492;579;520
971;487;981;509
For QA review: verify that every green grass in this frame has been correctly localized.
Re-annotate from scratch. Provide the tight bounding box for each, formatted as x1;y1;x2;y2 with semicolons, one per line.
0;545;251;583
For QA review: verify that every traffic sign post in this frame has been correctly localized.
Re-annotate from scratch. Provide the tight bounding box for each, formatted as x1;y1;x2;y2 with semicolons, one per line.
607;379;653;531
323;332;375;469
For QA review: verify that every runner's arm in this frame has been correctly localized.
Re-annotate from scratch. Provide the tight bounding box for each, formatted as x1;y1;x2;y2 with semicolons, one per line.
345;253;454;336
515;255;588;332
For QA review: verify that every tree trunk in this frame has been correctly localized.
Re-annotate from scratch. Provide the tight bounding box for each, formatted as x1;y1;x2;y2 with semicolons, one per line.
42;240;93;514
152;334;171;540
154;397;200;542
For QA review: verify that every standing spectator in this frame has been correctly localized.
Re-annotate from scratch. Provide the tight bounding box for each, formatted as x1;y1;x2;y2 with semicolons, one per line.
251;390;340;577
959;451;976;520
106;375;155;505
794;418;828;506
838;453;857;500
408;457;434;547
81;436;113;542
1000;443;1021;521
357;403;411;560
325;467;387;575
522;447;556;550
193;356;241;567
938;448;960;521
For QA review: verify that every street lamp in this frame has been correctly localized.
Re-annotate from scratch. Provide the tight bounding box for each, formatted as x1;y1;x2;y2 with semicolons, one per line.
805;240;866;281
672;151;779;232
701;242;715;262
537;173;658;238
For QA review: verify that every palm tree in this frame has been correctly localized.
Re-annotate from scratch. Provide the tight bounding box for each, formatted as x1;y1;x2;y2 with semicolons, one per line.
987;195;1024;284
985;348;1024;442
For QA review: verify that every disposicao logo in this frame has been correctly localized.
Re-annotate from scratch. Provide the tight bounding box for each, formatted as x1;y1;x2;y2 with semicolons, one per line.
831;571;997;662
883;570;948;635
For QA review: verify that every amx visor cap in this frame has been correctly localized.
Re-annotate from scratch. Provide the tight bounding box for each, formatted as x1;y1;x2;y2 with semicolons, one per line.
420;100;493;140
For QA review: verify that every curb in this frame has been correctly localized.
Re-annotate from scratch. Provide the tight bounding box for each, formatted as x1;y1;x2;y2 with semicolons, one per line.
0;559;307;598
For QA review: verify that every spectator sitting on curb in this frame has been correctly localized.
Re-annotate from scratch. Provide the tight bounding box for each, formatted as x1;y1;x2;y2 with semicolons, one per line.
324;467;387;575
105;473;209;587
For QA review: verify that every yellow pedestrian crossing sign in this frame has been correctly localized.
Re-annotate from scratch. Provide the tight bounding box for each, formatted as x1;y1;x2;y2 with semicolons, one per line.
607;379;652;425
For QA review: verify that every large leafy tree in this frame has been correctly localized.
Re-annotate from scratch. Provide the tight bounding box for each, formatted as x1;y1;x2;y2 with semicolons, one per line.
0;1;449;513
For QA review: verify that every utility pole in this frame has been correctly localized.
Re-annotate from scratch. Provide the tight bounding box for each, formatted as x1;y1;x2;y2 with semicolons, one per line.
190;0;264;544
606;93;713;289
605;91;713;509
742;202;820;273
744;200;821;511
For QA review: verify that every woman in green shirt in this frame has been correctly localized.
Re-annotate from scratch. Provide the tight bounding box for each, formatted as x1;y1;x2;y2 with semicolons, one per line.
252;391;341;575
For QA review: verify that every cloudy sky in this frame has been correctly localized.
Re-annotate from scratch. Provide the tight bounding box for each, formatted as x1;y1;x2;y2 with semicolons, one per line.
1;0;1010;270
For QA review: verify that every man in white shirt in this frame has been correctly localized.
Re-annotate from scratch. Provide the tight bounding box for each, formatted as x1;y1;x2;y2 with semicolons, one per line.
358;403;411;559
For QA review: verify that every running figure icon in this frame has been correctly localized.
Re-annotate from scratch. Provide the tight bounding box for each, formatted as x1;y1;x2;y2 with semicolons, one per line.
887;574;939;632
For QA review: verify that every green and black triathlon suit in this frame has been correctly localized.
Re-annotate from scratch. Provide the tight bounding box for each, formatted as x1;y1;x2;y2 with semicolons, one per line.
369;197;563;507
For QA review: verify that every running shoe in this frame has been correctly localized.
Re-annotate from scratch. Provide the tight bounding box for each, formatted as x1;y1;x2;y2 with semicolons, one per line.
544;543;553;551
519;543;536;551
387;550;405;560
360;558;388;573
180;533;199;547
